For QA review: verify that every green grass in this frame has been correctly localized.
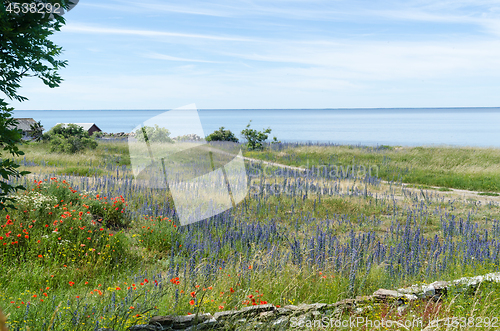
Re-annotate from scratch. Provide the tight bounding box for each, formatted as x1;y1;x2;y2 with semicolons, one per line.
479;192;500;197
15;140;132;177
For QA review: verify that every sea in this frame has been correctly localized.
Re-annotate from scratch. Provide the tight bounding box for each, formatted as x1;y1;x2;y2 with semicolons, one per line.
12;108;500;147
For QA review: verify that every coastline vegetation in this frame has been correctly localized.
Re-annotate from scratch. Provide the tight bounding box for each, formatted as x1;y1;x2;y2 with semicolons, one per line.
0;139;499;330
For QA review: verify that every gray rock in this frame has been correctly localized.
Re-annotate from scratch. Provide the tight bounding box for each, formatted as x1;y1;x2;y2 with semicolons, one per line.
149;315;174;327
373;289;403;301
272;316;289;326
257;310;276;322
183;318;218;331
331;298;355;308
276;307;291;315
172;314;213;329
213;310;238;321
148;313;213;330
296;303;327;312
239;304;276;317
282;305;299;310
129;325;158;331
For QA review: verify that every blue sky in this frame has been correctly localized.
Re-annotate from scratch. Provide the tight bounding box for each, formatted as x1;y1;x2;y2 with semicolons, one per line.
11;0;500;110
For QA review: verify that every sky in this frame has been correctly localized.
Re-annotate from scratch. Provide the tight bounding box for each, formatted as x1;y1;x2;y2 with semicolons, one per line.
10;0;500;110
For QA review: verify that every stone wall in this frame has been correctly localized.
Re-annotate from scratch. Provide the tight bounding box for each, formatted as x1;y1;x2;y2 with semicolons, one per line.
84;271;500;330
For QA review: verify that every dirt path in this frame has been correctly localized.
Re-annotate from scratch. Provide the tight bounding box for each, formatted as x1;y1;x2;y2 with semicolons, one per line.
240;155;500;205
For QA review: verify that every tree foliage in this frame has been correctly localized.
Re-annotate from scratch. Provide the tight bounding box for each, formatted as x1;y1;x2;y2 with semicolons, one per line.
0;101;29;208
45;123;98;153
0;1;71;206
1;1;69;102
29;120;44;141
241;120;273;151
205;126;239;143
134;125;174;143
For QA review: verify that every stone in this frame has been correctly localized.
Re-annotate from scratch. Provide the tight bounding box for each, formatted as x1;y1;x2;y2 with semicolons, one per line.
239;304;276;317
149;315;174;327
331;298;355;307
355;295;373;304
129;325;158;331
276;307;292;315
213;310;238;321
171;314;213;329
272;316;290;326
373;289;403;302
296;303;327;312
148;314;213;330
282;305;299;310
183;318;218;331
120;272;500;331
398;283;428;296
257;310;276;322
427;281;449;299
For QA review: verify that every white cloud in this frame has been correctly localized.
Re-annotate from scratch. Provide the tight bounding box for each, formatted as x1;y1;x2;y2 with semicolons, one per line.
62;23;254;42
144;52;224;63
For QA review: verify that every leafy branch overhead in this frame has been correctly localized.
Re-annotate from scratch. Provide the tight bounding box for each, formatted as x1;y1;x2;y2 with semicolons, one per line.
0;101;29;208
0;1;71;206
0;0;70;102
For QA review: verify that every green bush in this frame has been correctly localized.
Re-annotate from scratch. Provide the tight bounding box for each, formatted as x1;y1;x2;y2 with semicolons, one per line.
206;127;239;142
241;121;273;151
134;125;174;143
1;178;130;268
45;124;98;153
86;194;130;229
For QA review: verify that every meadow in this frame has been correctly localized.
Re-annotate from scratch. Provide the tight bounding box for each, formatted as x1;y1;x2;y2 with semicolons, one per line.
1;140;500;330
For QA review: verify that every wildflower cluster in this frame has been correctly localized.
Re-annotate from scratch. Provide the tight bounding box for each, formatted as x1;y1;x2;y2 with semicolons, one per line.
0;178;129;270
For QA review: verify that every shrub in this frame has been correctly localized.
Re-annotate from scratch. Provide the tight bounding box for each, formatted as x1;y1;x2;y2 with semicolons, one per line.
45;124;98;153
134;125;174;143
205;127;239;142
241;121;272;151
1;178;130;268
86;194;130;229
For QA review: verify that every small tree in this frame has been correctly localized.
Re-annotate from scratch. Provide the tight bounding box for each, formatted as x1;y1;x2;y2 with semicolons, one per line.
134;125;174;143
241;120;272;151
205;127;239;143
45;123;98;153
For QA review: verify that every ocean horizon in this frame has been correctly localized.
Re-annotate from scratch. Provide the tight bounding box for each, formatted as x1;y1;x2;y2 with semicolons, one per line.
12;107;500;148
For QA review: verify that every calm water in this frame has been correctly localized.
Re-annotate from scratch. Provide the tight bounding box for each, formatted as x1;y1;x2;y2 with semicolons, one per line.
12;108;500;147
